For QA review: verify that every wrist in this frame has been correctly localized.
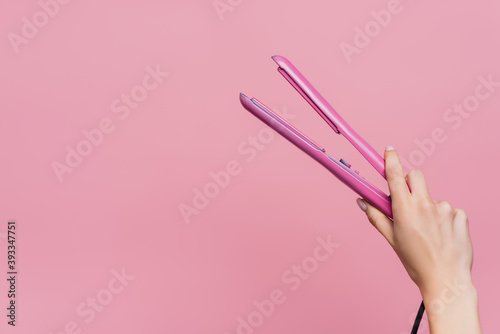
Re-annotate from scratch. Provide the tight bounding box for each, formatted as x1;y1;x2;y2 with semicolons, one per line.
421;281;477;315
421;282;482;334
418;272;474;302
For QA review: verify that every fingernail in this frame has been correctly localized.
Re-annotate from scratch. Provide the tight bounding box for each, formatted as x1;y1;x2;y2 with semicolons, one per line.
356;198;367;212
385;146;395;151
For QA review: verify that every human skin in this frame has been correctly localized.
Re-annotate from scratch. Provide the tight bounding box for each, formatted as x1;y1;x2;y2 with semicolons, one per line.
356;146;482;334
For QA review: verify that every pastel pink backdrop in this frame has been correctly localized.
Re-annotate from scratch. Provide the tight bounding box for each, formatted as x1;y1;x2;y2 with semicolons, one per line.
1;0;499;333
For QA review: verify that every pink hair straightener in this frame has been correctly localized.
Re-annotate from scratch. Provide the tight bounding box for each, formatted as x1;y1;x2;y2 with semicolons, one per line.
239;55;393;218
241;60;428;334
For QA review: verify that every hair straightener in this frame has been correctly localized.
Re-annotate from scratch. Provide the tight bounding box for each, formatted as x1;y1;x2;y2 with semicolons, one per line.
239;56;425;334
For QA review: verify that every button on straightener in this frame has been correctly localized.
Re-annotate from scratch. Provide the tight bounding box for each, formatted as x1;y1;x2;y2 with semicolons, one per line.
239;55;392;218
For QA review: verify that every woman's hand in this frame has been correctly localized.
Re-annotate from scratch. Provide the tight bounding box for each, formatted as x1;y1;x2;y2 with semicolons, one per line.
356;146;482;334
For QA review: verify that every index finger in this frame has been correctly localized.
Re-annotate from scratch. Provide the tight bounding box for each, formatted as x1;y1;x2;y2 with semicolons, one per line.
384;146;411;202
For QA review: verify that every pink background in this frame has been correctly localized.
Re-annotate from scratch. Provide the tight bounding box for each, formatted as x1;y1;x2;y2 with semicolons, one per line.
1;0;499;333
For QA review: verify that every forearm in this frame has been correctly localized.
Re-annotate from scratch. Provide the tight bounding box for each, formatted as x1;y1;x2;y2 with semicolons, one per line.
421;278;482;334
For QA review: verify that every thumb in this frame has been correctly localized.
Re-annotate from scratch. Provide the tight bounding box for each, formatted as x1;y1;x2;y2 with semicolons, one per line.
356;198;394;246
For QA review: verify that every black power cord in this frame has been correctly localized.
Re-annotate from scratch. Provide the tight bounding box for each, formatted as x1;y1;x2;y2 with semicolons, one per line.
410;300;426;334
